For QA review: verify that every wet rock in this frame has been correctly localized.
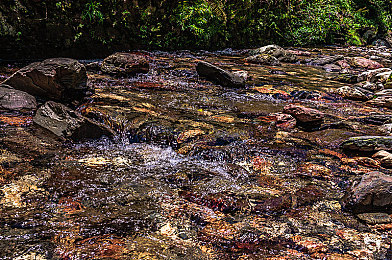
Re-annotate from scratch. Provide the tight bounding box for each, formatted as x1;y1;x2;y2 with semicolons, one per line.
385;73;392;89
336;59;351;69
309;55;344;66
357;213;392;225
33;101;114;140
323;64;341;72
357;68;391;82
283;104;324;127
379;123;392;135
341;136;392;152
249;44;298;63
196;61;245;88
334;74;358;84
3;58;87;102
373;150;392;168
368;89;392;108
348;57;384;69
259;112;296;129
245;54;281;66
342;171;392;213
354;81;382;92
335;86;374;101
290;90;321;100
287;49;311;56
101;52;150;75
85;61;101;72
360;114;392;125
374;71;392;84
0;84;37;112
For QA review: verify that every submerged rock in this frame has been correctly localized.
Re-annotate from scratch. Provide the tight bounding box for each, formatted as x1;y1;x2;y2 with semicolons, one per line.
196;61;245;88
341;136;392;152
342;171;392;213
0;84;37;112
33;101;114;140
283;104;324;127
101;52;150;75
309;55;344;66
3;58;87;102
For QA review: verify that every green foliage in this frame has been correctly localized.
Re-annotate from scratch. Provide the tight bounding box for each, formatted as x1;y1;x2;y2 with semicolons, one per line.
82;0;103;24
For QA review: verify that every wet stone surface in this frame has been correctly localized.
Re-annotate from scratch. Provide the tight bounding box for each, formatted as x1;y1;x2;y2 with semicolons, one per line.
1;46;392;259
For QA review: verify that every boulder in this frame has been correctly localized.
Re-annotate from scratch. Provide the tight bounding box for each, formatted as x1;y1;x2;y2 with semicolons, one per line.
354;81;382;92
378;124;392;135
245;54;281;66
374;71;392;84
283;104;324;127
3;58;87;102
342;171;392;213
323;64;341;72
0;84;37;112
101;52;149;75
373;150;392;168
33;101;114;140
348;57;383;69
341;136;392;152
196;61;245;88
248;45;298;63
335;86;374;101
309;55;344;66
356;212;392;224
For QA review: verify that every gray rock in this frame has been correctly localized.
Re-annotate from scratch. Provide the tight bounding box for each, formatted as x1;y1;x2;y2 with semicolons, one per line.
101;52;149;75
357;68;391;82
354;81;382;92
356;212;392;224
245;54;281;66
368;89;392;108
309;55;344;66
196;61;245;88
341;136;392;152
0;84;37;112
248;45;297;63
33;101;114;140
342;171;392;213
379;124;392;135
323;64;341;72
3;58;87;102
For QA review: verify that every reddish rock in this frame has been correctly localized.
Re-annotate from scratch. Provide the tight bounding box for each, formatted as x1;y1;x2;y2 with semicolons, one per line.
283;104;324;125
258;113;296;129
336;59;351;69
348;57;383;69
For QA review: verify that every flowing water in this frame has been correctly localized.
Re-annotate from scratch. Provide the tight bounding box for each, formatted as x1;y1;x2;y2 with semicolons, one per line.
1;46;392;259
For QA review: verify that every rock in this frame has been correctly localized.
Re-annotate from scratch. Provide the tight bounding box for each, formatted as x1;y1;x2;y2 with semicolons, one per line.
342;171;392;213
379;124;392;135
248;45;298;63
354;81;382;92
335;86;374;101
385;73;392;89
323;64;341;72
101;52;150;75
309;55;344;66
356;212;392;225
374;71;392;84
341;136;392;152
0;84;37;112
196;61;245;88
372;39;391;48
232;70;249;81
85;61;101;72
368;89;392;108
33;101;114;140
373;150;392;168
3;58;87;102
334;74;358;84
283;104;324;127
286;49;311;56
348;57;383;69
336;59;351;69
357;68;391;82
261;112;296;129
245;54;281;66
360;114;392;125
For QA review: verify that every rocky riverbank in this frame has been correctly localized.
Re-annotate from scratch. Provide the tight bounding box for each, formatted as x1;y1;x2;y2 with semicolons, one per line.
1;45;392;259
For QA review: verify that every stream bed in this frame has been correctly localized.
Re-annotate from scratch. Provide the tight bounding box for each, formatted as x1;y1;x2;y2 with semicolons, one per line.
1;46;392;259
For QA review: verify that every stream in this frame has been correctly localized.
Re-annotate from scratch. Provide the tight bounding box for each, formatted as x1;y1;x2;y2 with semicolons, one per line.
1;46;392;259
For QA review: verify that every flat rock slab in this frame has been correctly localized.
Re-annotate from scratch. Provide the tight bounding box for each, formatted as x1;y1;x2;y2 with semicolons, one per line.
196;61;245;88
283;104;324;124
341;136;392;152
356;212;392;225
33;101;114;140
3;58;87;102
0;84;37;112
342;171;392;213
101;52;150;75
